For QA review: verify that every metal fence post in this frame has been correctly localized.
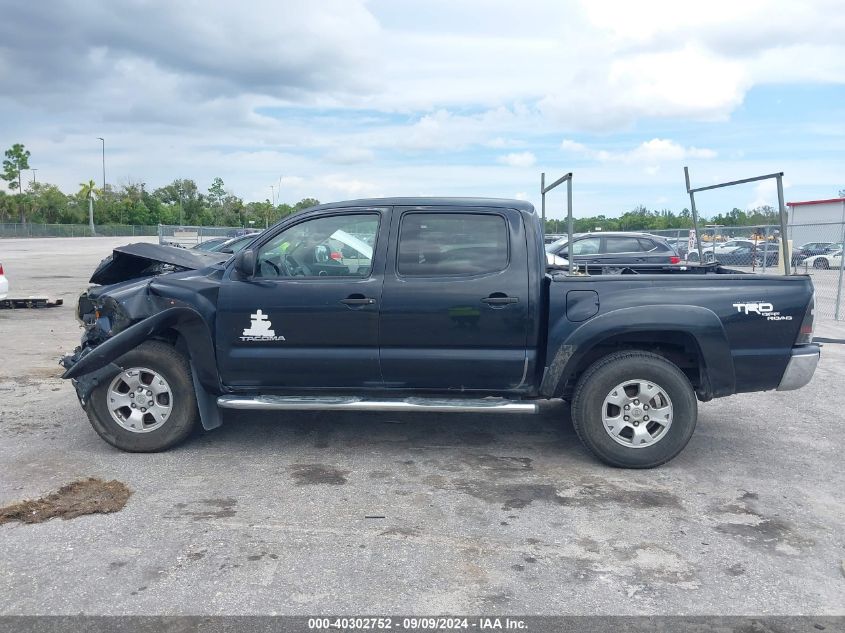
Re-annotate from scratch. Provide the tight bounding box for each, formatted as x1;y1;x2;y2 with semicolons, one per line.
762;226;769;273
835;203;845;320
776;175;791;275
567;176;574;274
540;173;546;244
684;167;704;263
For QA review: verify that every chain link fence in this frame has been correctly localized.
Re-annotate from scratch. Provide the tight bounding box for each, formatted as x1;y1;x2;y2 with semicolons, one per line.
0;223;159;238
156;224;254;247
648;222;845;320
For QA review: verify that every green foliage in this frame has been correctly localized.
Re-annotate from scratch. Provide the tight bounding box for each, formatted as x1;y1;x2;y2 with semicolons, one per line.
2;143;31;193
544;204;781;235
0;173;320;228
208;177;226;206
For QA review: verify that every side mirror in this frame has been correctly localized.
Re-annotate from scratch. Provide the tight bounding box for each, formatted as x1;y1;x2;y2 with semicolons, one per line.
234;249;256;278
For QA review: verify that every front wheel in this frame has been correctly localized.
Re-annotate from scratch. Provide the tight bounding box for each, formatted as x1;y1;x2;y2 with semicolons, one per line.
85;340;199;452
813;258;829;269
571;351;698;468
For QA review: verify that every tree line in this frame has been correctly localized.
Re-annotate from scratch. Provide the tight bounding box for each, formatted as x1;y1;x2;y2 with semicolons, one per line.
543;204;784;234
1;144;317;228
0;143;833;230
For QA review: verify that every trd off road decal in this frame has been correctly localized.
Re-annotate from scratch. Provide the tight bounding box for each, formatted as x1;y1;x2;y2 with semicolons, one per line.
240;309;286;341
732;301;792;321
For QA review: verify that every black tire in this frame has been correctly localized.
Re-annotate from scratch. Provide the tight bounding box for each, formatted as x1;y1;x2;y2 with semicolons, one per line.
85;340;199;452
813;258;829;269
571;351;698;468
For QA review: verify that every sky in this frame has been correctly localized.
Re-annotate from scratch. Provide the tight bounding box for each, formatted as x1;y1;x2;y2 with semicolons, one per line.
1;0;844;221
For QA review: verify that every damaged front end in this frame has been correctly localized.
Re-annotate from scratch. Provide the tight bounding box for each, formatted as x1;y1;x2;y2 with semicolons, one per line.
61;278;156;404
61;243;227;407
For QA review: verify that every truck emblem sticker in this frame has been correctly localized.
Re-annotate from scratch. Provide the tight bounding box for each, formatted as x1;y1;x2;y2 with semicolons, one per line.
240;310;286;341
732;301;792;321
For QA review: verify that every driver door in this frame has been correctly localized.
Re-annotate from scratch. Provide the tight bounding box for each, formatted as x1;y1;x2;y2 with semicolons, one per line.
216;209;388;389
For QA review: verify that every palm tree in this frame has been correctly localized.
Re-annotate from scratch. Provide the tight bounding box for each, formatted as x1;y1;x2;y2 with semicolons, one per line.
79;180;98;236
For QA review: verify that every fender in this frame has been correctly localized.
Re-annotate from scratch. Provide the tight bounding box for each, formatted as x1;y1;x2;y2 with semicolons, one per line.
62;307;220;396
540;304;736;399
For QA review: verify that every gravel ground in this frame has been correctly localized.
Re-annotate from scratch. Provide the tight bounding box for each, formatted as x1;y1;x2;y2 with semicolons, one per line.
0;236;843;616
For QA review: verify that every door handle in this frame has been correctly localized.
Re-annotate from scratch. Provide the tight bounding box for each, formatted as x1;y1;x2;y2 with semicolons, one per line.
481;295;519;306
340;295;375;306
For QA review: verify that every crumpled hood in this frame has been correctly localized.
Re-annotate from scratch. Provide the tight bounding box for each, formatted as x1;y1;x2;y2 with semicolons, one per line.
90;242;230;285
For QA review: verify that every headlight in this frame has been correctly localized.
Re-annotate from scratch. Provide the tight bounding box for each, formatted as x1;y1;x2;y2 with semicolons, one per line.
76;292;94;325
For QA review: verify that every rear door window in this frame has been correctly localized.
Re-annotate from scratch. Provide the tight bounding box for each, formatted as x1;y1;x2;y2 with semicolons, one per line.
604;236;645;253
570;237;600;256
397;213;508;276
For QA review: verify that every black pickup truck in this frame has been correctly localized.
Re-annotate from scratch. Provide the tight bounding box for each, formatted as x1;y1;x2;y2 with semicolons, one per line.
61;198;819;468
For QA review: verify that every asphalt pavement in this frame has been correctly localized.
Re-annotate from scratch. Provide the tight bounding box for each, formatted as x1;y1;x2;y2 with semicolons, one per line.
0;237;843;615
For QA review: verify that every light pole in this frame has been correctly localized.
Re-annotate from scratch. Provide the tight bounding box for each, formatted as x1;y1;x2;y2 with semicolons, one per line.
96;138;106;192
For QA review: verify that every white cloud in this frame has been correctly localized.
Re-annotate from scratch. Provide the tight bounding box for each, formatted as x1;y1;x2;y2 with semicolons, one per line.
0;0;842;210
498;152;536;168
747;179;791;210
326;147;376;164
560;138;716;164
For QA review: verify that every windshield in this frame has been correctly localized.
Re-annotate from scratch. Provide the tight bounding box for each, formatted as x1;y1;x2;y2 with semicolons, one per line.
545;236;569;252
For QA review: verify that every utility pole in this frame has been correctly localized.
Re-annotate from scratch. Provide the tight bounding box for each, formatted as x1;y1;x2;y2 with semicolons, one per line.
96;137;106;192
30;169;38;185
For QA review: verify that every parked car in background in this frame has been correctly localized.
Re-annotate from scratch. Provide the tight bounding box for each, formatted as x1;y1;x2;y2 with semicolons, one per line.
713;239;756;256
665;238;689;259
545;232;681;269
0;261;8;300
801;249;842;269
791;242;836;266
191;237;229;252
226;228;262;238
719;244;779;267
689;240;779;267
199;233;263;254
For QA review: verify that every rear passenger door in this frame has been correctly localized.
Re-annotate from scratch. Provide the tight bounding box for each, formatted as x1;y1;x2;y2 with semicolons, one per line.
378;207;530;391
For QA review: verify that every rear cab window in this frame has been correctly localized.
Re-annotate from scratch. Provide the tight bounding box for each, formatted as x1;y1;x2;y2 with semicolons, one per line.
397;213;508;276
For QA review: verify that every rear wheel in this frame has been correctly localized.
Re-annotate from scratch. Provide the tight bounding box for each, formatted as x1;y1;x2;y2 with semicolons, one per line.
86;340;199;452
571;351;697;468
813;258;829;269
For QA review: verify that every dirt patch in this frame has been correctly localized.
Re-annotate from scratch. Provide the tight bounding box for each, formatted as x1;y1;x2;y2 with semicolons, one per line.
289;463;348;485
0;478;131;525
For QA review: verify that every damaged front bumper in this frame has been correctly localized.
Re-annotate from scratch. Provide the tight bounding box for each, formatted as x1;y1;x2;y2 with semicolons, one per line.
61;353;122;406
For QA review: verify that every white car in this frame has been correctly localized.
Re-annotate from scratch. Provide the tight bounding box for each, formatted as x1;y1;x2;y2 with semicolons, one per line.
713;239;755;255
0;261;8;300
801;250;842;270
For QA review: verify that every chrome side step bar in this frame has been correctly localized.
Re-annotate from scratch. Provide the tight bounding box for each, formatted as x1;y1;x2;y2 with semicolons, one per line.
217;395;538;414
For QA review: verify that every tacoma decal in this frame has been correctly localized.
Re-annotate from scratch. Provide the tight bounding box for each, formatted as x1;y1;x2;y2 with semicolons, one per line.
240;310;286;341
